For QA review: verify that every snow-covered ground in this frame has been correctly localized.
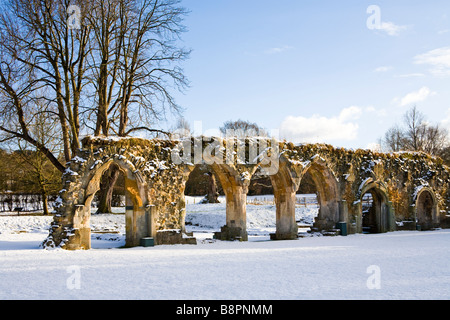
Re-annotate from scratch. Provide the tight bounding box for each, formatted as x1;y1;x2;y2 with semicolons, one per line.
185;195;319;237
1;197;449;300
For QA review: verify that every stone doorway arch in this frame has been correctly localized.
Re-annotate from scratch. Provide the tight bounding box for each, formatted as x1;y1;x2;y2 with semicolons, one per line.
181;163;251;241
83;161;149;248
359;181;393;234
415;187;439;231
44;156;149;250
301;159;341;231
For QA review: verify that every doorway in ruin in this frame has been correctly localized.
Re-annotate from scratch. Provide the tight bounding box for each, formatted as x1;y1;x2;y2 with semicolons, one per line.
247;167;277;237
83;161;147;249
183;164;225;238
416;189;438;231
361;187;389;234
90;163;127;248
296;170;319;232
265;158;340;240
299;162;340;232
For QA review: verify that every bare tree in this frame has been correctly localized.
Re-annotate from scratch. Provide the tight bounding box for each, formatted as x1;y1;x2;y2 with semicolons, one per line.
382;125;406;153
422;124;448;156
220;119;268;138
85;0;127;136
0;0;189;171
87;0;189;213
116;0;190;137
381;106;449;157
0;0;91;165
403;106;426;152
0;44;66;172
402;106;448;155
15;109;62;214
85;0;190;138
438;146;450;166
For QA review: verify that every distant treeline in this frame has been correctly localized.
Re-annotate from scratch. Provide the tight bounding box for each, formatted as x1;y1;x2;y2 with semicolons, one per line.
0;193;58;213
0;149;62;214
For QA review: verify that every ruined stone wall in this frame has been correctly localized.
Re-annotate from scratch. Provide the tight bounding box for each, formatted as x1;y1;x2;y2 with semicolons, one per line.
43;136;450;250
79;137;191;232
282;142;450;228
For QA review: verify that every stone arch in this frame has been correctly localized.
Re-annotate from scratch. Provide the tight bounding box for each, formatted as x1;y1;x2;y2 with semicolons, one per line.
82;159;149;248
182;163;251;241
358;179;393;234
41;136;450;251
414;187;439;231
301;158;341;231
213;163;251;241
44;153;150;250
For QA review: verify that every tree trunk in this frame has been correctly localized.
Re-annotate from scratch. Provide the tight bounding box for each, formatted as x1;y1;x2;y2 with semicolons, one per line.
96;165;120;214
206;172;220;204
42;193;49;216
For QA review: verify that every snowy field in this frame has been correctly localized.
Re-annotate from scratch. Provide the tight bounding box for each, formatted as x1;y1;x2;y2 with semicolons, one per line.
0;196;449;300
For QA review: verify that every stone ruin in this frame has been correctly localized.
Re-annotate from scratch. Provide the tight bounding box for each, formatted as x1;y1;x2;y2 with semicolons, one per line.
42;136;450;250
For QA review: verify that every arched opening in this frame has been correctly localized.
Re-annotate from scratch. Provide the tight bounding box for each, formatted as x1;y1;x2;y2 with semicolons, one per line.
416;189;438;231
245;166;277;238
248;157;340;240
299;162;340;232
90;164;127;248
360;185;389;234
246;165;321;239
94;165;126;214
183;164;226;240
83;160;148;249
296;170;319;233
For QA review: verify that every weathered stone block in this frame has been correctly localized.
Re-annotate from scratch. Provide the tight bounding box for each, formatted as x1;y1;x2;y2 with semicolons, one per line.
155;230;197;245
214;225;248;241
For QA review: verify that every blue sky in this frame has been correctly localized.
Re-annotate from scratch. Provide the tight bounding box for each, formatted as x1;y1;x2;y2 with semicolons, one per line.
167;0;450;150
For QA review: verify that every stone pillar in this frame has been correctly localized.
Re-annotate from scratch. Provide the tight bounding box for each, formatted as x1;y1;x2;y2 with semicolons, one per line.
339;200;348;223
63;228;90;250
387;201;396;232
274;189;298;240
123;174;149;247
218;186;248;241
125;204;149;247
146;205;156;239
125;204;135;247
65;204;91;250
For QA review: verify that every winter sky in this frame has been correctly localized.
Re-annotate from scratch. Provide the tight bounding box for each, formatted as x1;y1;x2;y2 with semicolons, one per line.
170;0;450;150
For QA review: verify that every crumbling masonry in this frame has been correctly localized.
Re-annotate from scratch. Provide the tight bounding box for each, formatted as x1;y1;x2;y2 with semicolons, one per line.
43;136;450;250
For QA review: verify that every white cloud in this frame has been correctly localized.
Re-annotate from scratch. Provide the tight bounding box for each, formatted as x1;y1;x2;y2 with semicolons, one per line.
414;47;450;76
265;45;293;55
280;107;362;144
394;87;436;107
378;21;408;36
339;106;363;121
